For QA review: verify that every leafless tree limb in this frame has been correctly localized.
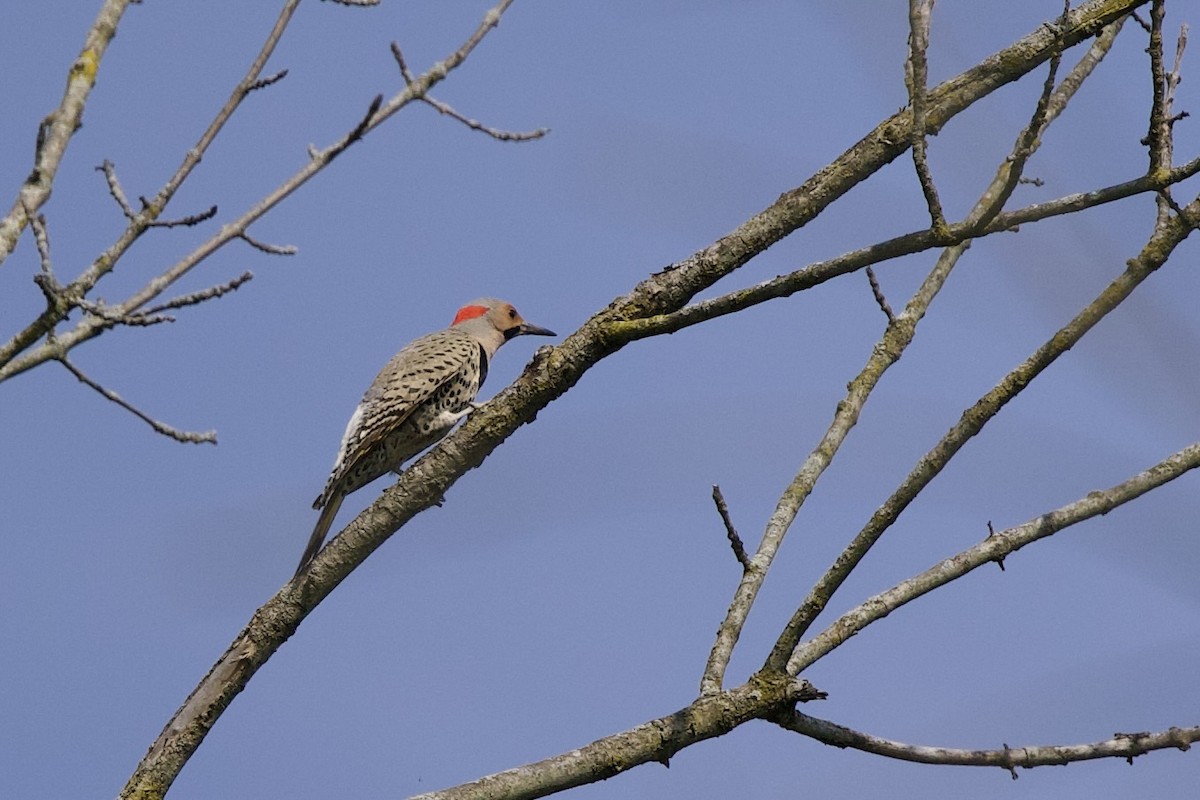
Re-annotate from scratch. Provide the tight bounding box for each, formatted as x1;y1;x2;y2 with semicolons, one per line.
141;271;255;316
247;68;288;93
97;159;136;217
59;357;217;444
787;437;1200;673
711;485;751;571
0;0;137;264
865;267;895;323
775;711;1199;772
906;0;948;234
420;96;550;142
239;232;297;255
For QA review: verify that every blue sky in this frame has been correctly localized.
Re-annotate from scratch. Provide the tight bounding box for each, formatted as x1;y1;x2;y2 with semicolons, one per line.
2;2;1199;799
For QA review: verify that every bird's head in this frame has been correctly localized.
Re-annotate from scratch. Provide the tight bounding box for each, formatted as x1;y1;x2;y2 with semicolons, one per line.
452;298;556;354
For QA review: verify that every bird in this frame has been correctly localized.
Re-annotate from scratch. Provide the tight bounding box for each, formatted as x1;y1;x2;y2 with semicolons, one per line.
295;298;555;576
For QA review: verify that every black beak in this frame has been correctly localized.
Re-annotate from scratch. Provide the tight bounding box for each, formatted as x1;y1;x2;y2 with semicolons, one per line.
508;322;556;340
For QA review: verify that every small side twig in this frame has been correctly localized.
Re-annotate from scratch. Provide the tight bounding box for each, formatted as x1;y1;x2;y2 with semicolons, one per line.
247;69;288;93
712;486;752;571
865;266;895;323
906;0;948;236
143;202;218;229
393;41;548;142
239;232;297;255
96;160;135;217
141;271;254;315
775;710;1200;772
986;521;1006;571
77;298;174;327
420;96;550;142
391;42;415;85
59;356;217;444
324;94;383;163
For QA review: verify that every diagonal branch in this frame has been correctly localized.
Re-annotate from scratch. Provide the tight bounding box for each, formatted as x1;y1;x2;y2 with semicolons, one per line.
59;357;217;444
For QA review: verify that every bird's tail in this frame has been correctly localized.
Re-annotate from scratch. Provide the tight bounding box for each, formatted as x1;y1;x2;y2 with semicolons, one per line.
295;493;345;577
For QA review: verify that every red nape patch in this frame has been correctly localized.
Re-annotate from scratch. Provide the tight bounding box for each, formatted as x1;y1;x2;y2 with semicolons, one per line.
452;304;489;325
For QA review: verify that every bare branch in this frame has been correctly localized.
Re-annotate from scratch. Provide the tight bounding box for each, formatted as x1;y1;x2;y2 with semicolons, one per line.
0;0;138;265
141;271;254;315
986;521;1006;571
787;439;1200;673
96;160;135;217
77;298;174;327
420;96;550;141
906;0;948;234
246;68;288;93
326;94;384;163
711;486;751;571
59;357;217;444
391;41;415;85
239;232;298;255
865;267;895;323
775;711;1199;772
145;203;219;229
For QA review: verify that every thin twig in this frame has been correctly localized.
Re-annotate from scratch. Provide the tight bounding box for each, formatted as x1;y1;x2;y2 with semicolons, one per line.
986;520;1006;571
391;41;415;84
906;0;948;234
712;486;752;571
77;298;174;327
96;160;135;217
145;203;219;229
775;710;1199;771
420;96;550;142
865;267;895;322
247;69;288;93
140;271;254;315
59;357;217;444
239;232;297;255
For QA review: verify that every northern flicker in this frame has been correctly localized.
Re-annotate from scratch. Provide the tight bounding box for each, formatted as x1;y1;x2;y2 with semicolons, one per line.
295;298;555;576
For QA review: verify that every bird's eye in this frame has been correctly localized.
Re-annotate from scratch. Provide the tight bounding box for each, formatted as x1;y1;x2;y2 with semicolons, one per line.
508;308;518;319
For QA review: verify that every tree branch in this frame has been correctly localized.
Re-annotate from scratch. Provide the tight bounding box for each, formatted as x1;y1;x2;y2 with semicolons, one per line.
906;0;949;234
59;357;217;444
0;0;137;265
775;711;1199;773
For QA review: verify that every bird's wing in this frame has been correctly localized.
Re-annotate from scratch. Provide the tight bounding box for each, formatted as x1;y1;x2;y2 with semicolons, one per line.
316;330;477;504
